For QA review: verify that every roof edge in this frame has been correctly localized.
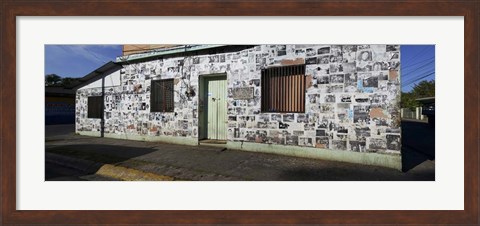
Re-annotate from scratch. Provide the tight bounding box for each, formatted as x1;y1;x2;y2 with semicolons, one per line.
72;61;123;90
115;44;227;63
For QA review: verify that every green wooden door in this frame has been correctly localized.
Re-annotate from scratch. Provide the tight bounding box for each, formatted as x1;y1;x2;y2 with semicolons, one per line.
207;78;227;140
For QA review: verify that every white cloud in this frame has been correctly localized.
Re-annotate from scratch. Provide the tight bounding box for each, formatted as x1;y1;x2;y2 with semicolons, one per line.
59;45;116;64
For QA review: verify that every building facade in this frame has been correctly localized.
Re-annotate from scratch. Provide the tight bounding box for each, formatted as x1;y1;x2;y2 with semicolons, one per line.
45;87;76;125
76;45;402;169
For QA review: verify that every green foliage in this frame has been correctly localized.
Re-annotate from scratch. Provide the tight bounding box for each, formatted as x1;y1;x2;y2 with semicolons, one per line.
45;74;62;86
412;80;435;98
401;92;418;110
45;74;80;87
401;80;435;110
61;77;80;87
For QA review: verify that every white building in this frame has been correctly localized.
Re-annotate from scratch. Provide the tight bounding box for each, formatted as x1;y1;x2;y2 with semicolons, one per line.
75;44;402;170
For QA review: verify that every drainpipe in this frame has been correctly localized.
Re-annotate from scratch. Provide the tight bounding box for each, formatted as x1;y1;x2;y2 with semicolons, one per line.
101;76;105;137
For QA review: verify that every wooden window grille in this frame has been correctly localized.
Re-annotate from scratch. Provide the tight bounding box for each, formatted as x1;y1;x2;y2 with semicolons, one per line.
87;96;103;118
150;79;174;112
261;64;306;113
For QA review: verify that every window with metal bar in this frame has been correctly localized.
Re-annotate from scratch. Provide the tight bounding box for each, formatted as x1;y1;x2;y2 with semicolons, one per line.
261;64;306;113
150;79;174;112
87;96;103;118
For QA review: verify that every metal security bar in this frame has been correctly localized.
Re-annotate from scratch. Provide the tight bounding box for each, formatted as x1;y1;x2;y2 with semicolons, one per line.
87;96;103;118
151;79;174;112
261;64;306;113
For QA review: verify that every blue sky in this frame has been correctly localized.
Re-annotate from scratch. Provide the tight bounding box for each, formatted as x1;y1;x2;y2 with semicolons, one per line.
45;44;434;92
45;45;122;78
400;45;435;92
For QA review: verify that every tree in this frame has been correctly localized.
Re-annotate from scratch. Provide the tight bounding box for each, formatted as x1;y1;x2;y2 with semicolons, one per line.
45;74;62;86
61;77;81;88
401;80;435;110
45;74;81;87
401;92;418;110
411;80;435;98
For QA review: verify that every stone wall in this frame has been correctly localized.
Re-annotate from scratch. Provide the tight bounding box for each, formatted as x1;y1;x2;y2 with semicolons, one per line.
76;44;401;155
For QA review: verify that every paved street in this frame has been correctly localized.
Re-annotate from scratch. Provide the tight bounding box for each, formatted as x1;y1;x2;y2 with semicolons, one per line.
46;161;87;181
46;124;120;181
45;124;434;181
45;161;119;181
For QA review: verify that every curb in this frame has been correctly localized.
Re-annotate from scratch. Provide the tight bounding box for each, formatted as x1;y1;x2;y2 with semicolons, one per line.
46;152;175;181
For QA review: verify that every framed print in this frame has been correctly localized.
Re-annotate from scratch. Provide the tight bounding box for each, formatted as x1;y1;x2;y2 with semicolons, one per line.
1;0;479;225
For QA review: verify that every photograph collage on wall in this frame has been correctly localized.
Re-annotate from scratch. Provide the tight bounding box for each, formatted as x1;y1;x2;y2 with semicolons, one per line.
76;44;401;155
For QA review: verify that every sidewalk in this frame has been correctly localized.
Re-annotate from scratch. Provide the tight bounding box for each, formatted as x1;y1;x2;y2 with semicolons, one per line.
45;133;434;181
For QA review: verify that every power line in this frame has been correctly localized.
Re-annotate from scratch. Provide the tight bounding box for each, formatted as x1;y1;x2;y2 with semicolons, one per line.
405;76;434;90
401;57;434;70
402;71;435;87
402;69;435;84
84;47;109;63
402;59;435;73
58;45;109;64
402;66;435;81
402;45;432;64
401;60;435;80
402;66;435;82
401;46;428;64
402;57;435;70
402;46;434;66
58;45;72;54
400;45;435;83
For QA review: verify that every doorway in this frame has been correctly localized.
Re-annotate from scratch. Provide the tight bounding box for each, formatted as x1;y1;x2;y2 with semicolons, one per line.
199;74;227;142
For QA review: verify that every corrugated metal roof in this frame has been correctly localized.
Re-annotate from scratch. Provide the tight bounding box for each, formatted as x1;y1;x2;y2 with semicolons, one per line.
115;44;227;63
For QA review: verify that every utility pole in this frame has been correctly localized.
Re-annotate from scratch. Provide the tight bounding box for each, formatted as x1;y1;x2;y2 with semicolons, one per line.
101;76;105;137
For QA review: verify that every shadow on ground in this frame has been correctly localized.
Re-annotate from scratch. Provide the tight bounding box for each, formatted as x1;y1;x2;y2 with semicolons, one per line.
47;144;158;164
278;166;391;181
401;120;435;172
45;124;434;181
278;165;433;181
45;124;75;137
46;144;157;181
